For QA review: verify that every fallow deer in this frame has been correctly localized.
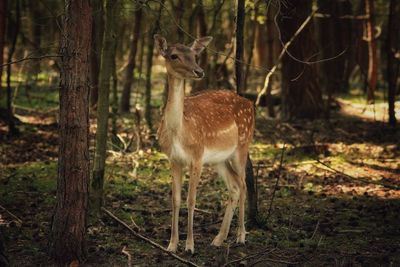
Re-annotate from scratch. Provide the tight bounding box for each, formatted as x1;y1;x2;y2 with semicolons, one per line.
154;34;254;253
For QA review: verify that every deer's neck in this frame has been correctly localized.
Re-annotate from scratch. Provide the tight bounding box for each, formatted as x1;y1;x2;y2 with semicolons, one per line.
164;74;185;132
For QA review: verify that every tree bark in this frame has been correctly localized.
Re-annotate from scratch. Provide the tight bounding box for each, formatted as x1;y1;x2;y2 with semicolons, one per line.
145;0;164;131
91;0;118;213
235;0;258;226
279;0;323;120
365;0;377;103
89;0;104;107
6;0;20;136
191;0;208;93
0;0;7;95
386;0;399;126
49;0;91;264
119;4;143;113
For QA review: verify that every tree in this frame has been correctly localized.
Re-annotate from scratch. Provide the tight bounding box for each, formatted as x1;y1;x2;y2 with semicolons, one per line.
92;0;118;212
119;2;143;113
279;0;323;120
235;0;258;226
89;0;104;107
386;0;399;125
144;0;164;131
364;0;377;103
49;0;91;264
5;0;20;136
0;0;7;94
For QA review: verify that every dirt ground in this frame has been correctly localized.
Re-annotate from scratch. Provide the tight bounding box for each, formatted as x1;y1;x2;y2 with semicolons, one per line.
0;99;399;266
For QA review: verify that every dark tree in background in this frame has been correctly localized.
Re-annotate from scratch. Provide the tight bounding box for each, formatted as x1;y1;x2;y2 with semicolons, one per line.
386;0;399;126
49;0;91;264
0;0;7;85
120;1;143;113
235;0;258;226
89;0;104;107
279;0;323;120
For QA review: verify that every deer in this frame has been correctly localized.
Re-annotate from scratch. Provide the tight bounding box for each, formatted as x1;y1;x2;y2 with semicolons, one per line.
154;34;255;253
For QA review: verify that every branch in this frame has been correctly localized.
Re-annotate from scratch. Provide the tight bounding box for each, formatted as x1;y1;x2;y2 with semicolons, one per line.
101;207;200;267
0;54;61;68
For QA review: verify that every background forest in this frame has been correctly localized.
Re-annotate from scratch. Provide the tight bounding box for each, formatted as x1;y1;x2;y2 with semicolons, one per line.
0;0;399;266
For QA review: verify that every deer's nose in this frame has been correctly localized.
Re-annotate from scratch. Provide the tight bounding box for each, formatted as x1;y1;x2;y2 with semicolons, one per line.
193;69;204;78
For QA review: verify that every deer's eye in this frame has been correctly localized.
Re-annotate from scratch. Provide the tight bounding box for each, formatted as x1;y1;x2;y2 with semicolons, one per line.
170;54;179;60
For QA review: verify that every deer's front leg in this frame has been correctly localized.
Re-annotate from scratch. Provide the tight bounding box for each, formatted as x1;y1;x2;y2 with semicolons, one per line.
186;161;202;253
167;162;183;252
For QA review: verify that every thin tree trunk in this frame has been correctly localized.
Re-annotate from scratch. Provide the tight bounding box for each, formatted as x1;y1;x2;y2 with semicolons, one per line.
120;4;143;113
91;0;118;212
243;4;258;92
89;0;104;107
387;0;399;125
235;0;258;227
0;0;7;99
265;5;276;117
49;0;91;264
365;0;377;103
191;0;208;92
145;0;164;131
6;0;20;136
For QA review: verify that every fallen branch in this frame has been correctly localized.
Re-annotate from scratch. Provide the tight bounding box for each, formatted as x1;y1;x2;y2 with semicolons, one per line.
121;246;132;267
0;205;22;225
101;207;200;267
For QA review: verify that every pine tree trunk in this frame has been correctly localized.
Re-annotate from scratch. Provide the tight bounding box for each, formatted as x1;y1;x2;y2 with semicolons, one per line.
279;0;323;120
120;5;143;113
89;0;104;107
145;0;164;131
49;0;91;264
387;0;399;125
6;0;20;136
191;0;208;92
0;0;7;92
91;0;118;212
365;0;377;103
235;0;258;226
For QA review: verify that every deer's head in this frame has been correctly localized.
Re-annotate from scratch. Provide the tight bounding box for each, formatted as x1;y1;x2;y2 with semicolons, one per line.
154;34;213;80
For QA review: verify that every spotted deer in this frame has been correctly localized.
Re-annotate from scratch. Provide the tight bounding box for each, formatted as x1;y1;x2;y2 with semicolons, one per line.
154;34;254;253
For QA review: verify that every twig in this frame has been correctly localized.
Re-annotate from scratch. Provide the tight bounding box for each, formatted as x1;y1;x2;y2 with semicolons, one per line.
266;144;285;221
101;207;200;267
0;205;22;225
315;159;400;190
121;246;132;267
0;54;61;68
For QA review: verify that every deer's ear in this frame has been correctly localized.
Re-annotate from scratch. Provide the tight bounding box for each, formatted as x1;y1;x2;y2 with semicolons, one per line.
154;34;168;57
191;36;213;55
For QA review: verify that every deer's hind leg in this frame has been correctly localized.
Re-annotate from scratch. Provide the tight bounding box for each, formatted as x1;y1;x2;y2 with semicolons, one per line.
211;161;240;246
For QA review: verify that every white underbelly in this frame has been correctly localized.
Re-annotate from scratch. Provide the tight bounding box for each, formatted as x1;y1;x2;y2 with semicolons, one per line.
202;146;236;164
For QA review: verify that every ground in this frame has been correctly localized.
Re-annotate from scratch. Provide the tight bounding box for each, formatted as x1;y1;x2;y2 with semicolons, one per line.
0;86;399;266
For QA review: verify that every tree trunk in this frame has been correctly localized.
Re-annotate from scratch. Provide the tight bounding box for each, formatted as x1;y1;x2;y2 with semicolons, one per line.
119;4;143;113
235;0;258;226
191;0;208;93
317;0;352;117
6;0;20;136
145;0;164;131
89;0;104;107
91;0;118;213
265;5;276;118
0;0;7;95
279;0;323;120
49;0;91;264
387;0;399;126
365;0;377;103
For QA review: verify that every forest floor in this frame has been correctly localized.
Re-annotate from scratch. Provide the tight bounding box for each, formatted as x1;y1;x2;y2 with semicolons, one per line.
0;87;399;266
